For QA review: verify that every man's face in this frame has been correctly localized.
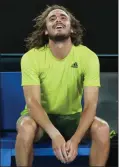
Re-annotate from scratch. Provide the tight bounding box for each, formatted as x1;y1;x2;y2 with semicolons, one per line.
45;9;72;41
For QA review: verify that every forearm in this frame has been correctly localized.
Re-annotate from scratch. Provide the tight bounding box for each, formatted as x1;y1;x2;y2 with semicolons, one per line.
72;106;96;144
27;99;60;139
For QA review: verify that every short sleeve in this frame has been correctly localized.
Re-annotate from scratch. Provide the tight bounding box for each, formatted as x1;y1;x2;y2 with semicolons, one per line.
83;54;101;87
21;52;40;86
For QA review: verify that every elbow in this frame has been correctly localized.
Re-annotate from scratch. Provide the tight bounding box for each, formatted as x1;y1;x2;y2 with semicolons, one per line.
26;97;34;105
26;97;41;110
84;103;97;115
84;99;98;109
26;97;34;113
26;97;34;107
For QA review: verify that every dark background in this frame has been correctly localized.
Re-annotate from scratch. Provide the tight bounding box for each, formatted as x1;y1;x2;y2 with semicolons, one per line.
0;0;118;72
0;0;118;54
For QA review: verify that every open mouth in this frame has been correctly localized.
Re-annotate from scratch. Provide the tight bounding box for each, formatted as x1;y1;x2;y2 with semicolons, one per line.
54;24;65;29
56;25;63;29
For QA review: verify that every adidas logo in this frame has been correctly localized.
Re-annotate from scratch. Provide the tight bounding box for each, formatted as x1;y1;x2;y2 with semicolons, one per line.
71;62;78;68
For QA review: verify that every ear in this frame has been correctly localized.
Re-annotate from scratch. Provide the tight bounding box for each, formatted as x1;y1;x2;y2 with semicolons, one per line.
45;30;48;35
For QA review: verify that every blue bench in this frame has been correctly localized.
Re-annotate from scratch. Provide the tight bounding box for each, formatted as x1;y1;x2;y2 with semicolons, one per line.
0;72;91;166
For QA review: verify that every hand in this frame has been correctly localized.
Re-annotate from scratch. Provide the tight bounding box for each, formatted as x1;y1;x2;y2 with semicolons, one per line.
65;139;79;163
52;133;68;163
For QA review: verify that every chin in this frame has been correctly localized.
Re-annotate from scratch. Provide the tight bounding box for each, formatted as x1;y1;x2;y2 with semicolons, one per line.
51;35;70;42
49;31;70;41
56;33;66;36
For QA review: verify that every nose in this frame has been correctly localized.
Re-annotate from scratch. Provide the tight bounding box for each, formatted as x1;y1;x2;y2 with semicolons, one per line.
56;16;61;22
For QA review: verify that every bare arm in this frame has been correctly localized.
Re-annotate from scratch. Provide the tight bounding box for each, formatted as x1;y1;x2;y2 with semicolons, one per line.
71;86;99;144
21;53;68;163
23;85;60;139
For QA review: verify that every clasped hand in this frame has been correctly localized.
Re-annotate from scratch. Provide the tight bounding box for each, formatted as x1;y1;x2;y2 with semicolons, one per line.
52;134;78;164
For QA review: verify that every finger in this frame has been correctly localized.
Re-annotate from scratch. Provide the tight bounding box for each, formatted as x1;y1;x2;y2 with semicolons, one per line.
57;148;66;163
67;144;73;159
54;149;60;161
67;147;74;163
66;141;71;152
68;150;75;162
68;150;77;163
72;151;77;162
61;144;68;162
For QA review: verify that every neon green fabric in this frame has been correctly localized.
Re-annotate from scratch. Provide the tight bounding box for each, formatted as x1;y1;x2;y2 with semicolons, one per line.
21;44;100;115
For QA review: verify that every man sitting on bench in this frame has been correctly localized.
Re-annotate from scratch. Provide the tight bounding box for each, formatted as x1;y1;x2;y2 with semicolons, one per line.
15;5;110;167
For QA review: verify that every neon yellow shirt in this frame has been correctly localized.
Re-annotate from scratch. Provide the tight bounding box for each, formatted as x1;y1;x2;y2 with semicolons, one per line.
21;44;100;115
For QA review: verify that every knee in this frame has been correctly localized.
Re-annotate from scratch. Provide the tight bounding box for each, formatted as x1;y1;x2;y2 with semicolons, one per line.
91;118;110;144
16;118;37;144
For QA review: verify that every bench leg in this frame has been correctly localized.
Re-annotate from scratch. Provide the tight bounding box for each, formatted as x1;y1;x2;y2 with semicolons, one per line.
0;149;12;167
